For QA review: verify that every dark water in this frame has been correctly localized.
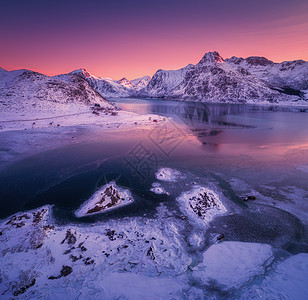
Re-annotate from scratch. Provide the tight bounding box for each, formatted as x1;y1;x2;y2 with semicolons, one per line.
0;99;308;238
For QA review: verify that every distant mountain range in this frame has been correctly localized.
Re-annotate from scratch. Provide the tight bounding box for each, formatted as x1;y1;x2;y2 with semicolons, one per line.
69;51;308;103
1;51;307;107
141;52;307;102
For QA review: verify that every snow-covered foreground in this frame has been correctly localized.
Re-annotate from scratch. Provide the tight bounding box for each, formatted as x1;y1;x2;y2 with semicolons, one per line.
0;201;307;299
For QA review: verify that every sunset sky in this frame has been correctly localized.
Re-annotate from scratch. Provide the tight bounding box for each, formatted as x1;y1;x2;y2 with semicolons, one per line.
1;0;307;80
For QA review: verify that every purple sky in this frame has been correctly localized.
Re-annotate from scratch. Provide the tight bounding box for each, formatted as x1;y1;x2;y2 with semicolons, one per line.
1;0;307;79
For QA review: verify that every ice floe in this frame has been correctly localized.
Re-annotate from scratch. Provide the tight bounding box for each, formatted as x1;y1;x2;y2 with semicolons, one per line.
192;241;274;290
75;181;133;217
177;186;227;226
155;167;182;182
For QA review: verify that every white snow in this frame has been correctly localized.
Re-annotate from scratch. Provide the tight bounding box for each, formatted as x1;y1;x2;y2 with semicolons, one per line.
192;241;274;290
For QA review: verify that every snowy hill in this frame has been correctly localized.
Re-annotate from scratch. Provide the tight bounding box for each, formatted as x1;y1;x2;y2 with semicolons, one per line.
0;68;110;115
70;68;131;97
140;51;307;103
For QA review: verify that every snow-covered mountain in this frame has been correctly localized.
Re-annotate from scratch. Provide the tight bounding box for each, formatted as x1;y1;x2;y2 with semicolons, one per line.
0;68;110;114
117;77;135;89
142;64;194;97
140;51;307;102
70;68;131;97
117;76;151;91
225;56;308;91
131;76;151;91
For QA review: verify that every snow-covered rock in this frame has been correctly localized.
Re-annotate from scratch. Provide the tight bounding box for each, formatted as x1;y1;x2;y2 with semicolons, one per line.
192;241;273;290
177;186;227;225
75;182;134;217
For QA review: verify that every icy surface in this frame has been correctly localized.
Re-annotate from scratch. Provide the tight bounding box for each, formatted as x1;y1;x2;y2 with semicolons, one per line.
99;272;188;299
75;182;134;217
192;241;274;290
177;186;227;226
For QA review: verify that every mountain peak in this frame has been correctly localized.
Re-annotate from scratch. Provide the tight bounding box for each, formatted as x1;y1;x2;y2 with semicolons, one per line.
245;56;274;66
198;51;224;64
118;77;129;83
117;77;135;89
70;68;93;78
